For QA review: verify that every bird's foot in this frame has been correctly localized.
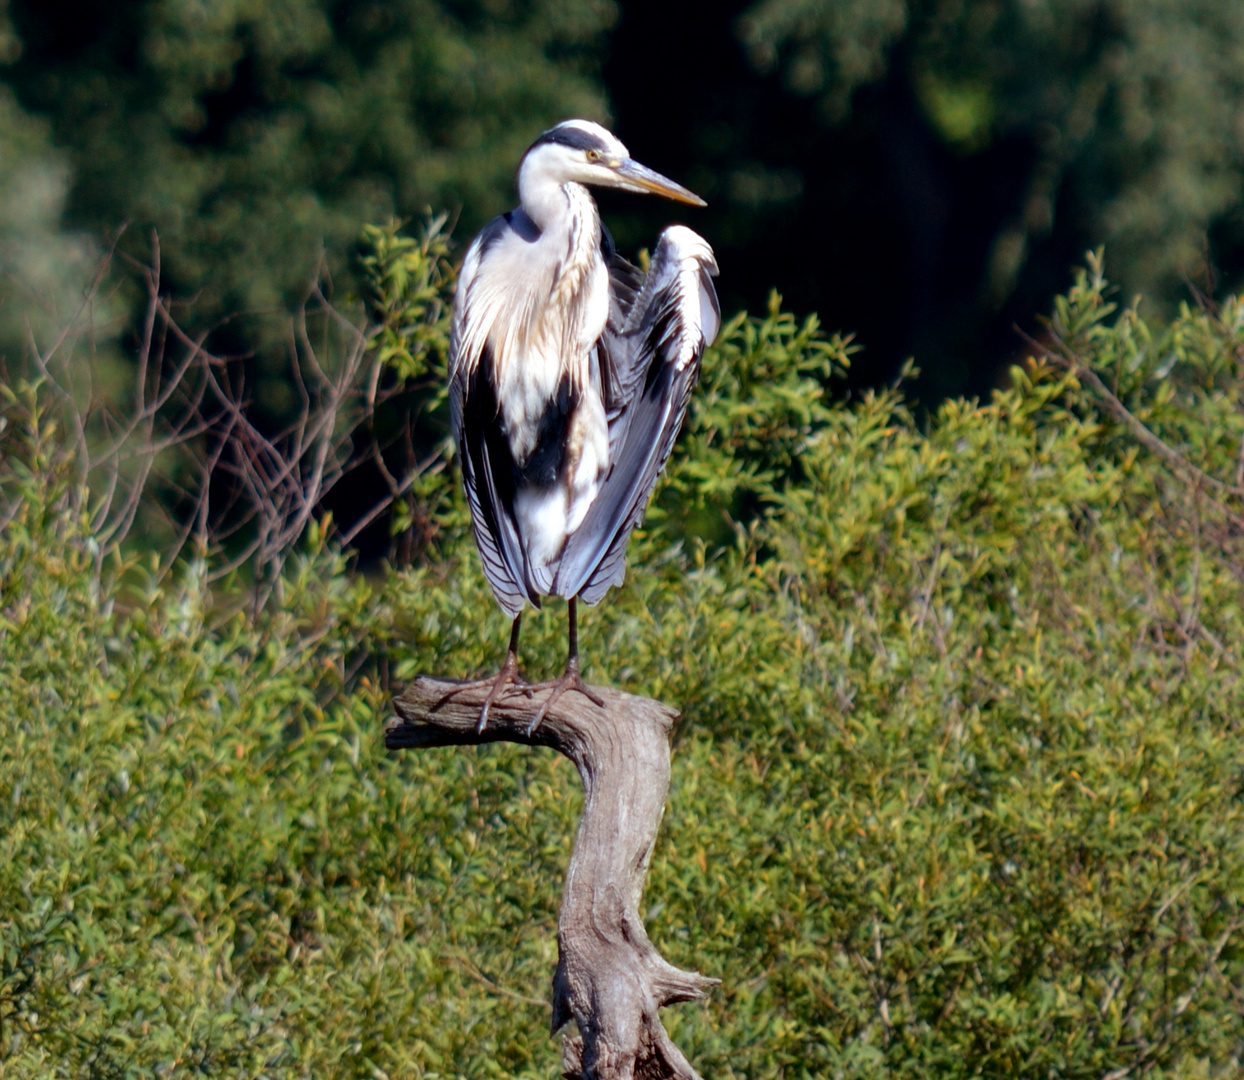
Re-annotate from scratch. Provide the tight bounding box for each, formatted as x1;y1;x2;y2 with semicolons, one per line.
524;660;605;736
433;653;525;733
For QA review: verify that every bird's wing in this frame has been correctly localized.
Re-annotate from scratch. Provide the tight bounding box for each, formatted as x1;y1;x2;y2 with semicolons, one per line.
597;251;646;415
553;225;719;603
450;217;539;616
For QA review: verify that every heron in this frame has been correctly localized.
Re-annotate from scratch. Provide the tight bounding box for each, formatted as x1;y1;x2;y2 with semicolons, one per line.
449;118;719;732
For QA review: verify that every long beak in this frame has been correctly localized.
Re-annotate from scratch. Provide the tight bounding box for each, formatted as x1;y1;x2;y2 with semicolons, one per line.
614;158;706;206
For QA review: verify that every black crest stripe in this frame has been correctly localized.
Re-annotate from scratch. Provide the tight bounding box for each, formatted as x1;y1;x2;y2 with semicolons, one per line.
529;125;610;155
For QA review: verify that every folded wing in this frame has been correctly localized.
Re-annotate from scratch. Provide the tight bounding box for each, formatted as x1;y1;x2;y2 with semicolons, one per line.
554;225;720;603
450;217;533;616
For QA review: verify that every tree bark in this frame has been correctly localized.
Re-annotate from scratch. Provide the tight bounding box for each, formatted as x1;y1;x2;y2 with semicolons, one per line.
387;676;718;1080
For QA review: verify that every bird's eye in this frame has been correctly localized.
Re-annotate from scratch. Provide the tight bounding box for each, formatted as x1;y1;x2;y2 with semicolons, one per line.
585;149;601;163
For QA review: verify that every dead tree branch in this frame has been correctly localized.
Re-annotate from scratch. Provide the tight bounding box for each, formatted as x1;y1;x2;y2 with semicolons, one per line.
388;677;718;1080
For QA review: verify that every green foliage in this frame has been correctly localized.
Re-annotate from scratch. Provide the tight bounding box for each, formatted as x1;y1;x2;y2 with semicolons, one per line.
4;258;1244;1077
653;292;854;541
0;86;98;348
0;0;615;318
357;214;466;556
360;215;456;387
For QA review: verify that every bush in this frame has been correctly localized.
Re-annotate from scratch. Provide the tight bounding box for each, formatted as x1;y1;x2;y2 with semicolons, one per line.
1;251;1242;1078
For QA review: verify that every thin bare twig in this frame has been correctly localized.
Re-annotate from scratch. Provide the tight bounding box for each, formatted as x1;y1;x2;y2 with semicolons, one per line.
3;231;447;607
1018;325;1244;503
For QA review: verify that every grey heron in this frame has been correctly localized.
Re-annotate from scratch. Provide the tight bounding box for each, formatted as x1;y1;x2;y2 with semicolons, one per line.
449;119;719;731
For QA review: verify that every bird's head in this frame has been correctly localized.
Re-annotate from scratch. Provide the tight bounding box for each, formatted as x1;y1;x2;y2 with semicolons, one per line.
519;119;706;207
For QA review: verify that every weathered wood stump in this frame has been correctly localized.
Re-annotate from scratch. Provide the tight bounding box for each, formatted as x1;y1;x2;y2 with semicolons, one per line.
387;676;718;1080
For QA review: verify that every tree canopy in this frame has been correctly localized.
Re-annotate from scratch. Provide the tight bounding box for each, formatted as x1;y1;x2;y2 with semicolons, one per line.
750;0;1244;326
0;0;613;318
6;1;1244;396
607;0;1244;397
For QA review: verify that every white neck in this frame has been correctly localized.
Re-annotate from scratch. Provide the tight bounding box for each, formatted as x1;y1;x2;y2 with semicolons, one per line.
517;181;601;283
519;179;572;234
518;145;588;232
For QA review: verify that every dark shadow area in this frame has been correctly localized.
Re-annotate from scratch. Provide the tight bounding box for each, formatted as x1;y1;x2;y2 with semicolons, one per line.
603;0;1126;405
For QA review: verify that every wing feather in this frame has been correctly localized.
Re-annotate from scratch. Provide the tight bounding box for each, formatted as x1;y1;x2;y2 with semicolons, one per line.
452;348;539;615
595;250;645;415
450;216;542;615
554;226;719;602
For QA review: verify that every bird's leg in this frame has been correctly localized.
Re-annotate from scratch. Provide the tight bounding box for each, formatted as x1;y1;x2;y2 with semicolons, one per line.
525;598;606;735
474;614;526;733
434;615;526;732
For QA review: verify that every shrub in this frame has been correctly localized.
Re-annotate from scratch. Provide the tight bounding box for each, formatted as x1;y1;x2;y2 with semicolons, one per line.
1;250;1242;1078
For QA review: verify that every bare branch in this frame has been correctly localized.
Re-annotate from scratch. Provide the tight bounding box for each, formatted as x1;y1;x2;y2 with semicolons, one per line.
390;678;718;1080
2;230;448;603
1019;325;1244;503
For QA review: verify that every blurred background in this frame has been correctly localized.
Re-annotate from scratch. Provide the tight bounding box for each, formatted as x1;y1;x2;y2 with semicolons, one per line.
3;0;1243;405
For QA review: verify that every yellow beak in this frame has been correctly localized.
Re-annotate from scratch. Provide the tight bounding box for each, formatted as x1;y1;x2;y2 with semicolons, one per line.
614;159;706;206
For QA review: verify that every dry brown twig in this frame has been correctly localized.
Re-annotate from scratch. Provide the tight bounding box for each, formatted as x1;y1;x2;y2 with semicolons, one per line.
1018;324;1244;505
2;237;442;605
14;233;216;580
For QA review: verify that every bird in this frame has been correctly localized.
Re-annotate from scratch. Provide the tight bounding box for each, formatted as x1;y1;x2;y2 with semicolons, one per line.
448;118;719;732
